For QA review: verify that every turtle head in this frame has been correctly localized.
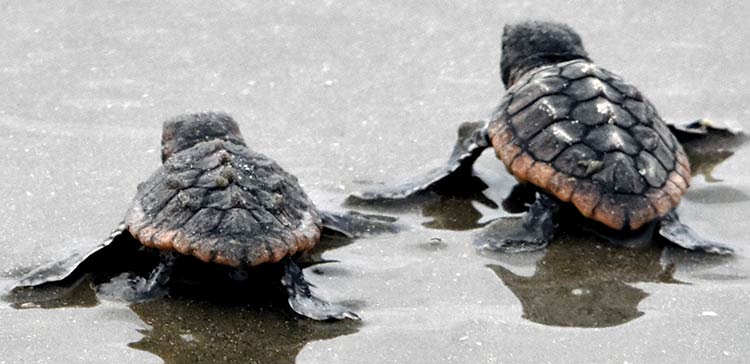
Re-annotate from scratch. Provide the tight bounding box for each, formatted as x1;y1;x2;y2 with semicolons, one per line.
500;21;590;88
161;112;246;162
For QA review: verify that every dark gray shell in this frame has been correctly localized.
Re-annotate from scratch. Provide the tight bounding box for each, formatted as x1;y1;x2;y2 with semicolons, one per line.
487;60;691;230
125;139;322;267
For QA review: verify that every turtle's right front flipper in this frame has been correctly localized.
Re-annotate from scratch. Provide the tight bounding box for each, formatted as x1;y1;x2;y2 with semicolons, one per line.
281;258;360;321
349;121;490;203
15;222;136;288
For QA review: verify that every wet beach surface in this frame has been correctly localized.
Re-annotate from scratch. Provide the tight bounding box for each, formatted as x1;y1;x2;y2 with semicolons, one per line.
1;1;750;363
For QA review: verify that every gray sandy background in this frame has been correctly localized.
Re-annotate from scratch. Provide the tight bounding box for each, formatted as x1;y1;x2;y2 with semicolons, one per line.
1;1;749;363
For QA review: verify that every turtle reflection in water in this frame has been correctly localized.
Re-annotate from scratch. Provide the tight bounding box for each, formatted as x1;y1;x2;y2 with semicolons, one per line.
128;298;358;364
12;112;397;321
487;235;680;328
123;263;361;364
351;20;746;253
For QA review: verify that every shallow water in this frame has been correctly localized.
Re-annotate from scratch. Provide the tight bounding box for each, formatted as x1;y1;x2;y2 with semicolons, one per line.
2;1;750;363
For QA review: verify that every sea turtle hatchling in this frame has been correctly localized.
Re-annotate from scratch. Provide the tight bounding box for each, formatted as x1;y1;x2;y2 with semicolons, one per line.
351;21;744;254
15;112;398;320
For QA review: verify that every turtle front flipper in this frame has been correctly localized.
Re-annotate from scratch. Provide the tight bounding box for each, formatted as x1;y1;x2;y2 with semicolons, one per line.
15;222;134;288
658;211;734;255
348;121;490;203
668;119;747;181
319;210;401;238
474;193;560;252
281;258;360;321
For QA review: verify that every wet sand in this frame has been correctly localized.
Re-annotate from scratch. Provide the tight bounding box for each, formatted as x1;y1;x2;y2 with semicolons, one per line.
1;1;749;363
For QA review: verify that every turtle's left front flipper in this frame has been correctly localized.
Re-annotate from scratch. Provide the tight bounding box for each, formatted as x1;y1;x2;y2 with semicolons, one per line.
319;210;401;238
348;121;490;203
282;258;360;321
15;223;137;288
658;211;734;255
669;119;747;181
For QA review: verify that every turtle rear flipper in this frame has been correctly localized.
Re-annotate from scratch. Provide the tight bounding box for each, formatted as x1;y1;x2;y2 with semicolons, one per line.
281;258;360;321
319;210;401;238
658;211;734;255
474;193;559;253
348;121;490;203
15;223;135;288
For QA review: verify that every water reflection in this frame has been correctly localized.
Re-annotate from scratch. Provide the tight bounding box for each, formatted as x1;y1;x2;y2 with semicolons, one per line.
128;295;357;364
688;149;736;182
421;193;497;231
487;237;681;328
125;233;360;364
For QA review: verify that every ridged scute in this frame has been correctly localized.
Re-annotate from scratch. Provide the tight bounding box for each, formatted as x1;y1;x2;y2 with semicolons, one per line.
125;139;322;267
488;60;690;230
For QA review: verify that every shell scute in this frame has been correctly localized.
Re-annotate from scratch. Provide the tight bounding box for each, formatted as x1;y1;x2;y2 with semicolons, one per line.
552;144;600;178
592;195;626;230
560;60;605;80
583;124;640;155
528;128;568;162
591;152;646;195
509;94;573;141
564;76;624;103
507;76;567;115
